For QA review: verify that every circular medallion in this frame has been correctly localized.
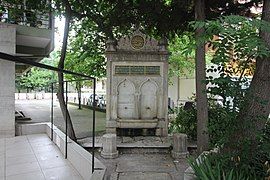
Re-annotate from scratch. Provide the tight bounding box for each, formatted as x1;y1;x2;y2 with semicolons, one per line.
131;35;145;49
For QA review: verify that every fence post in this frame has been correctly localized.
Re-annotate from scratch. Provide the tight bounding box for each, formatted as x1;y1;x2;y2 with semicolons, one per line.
65;81;68;159
92;78;96;173
51;83;54;141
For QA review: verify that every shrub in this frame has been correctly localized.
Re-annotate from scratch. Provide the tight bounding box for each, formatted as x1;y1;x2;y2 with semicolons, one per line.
169;102;236;146
208;105;237;147
168;104;197;140
189;153;268;180
189;122;270;179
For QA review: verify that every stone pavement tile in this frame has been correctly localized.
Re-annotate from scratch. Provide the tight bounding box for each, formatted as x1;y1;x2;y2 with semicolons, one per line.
38;157;70;170
33;144;62;156
122;137;134;143
110;173;119;180
118;172;172;180
5;136;30;150
143;136;162;142
0;165;4;180
5;136;28;145
116;158;175;172
117;141;145;148
0;139;4;154
6;154;37;166
35;150;63;161
170;159;189;180
32;144;59;154
42;165;83;180
170;171;185;180
0;154;4;165
6;161;41;176
5;146;34;158
6;171;45;180
30;140;54;148
5;142;32;151
27;134;51;143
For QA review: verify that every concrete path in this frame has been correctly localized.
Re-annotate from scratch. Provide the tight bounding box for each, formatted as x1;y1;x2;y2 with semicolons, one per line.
15;100;189;180
96;153;189;180
15;99;106;138
0;134;82;180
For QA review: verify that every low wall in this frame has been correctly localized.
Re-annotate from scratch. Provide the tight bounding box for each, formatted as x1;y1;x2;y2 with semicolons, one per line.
15;93;93;107
16;122;106;180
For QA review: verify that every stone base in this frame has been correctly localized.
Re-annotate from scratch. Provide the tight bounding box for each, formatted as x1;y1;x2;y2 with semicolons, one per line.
184;166;196;180
155;128;168;137
106;121;117;134
106;127;117;134
101;150;119;159
171;151;189;159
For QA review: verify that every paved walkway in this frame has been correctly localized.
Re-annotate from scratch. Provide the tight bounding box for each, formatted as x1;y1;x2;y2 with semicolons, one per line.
96;153;189;180
15;100;190;180
0;134;83;180
15;100;106;138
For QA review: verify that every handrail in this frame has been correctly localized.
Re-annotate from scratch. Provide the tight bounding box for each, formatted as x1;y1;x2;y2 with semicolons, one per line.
0;52;94;79
0;52;97;174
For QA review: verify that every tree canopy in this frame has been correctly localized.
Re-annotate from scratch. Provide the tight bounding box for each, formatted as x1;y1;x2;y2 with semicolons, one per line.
15;52;58;92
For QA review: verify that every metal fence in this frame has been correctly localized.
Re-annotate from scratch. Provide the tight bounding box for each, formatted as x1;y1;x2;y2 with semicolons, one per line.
0;51;97;173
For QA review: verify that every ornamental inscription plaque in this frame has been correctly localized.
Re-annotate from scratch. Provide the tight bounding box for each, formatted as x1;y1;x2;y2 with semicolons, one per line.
131;35;145;49
115;66;129;74
130;66;144;74
115;65;160;75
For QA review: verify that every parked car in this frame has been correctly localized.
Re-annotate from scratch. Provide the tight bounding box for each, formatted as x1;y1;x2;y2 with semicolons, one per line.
87;94;99;106
98;95;106;108
87;94;106;108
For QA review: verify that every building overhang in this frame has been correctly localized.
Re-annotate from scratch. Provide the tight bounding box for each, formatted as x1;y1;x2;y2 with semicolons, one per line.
0;22;54;75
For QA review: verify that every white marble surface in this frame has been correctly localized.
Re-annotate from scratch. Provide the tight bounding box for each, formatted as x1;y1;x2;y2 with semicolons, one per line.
0;27;16;138
0;134;83;180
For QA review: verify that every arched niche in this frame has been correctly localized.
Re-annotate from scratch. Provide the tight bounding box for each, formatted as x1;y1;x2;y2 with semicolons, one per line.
117;79;136;119
139;79;158;119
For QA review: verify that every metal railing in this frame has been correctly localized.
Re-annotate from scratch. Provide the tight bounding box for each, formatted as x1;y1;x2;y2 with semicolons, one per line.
0;1;53;29
0;51;97;173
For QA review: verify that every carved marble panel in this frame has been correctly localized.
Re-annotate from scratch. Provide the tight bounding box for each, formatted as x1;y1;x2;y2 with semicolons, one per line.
140;79;158;119
117;79;136;119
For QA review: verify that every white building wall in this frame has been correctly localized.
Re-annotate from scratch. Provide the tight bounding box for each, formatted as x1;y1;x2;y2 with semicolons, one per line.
0;27;16;138
168;76;196;107
168;64;223;107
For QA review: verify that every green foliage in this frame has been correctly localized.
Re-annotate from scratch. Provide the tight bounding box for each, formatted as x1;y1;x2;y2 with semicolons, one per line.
1;0;50;27
189;124;270;179
3;0;260;38
189;154;261;180
168;33;195;78
185;16;270;179
65;20;106;80
207;105;234;147
193;15;270;110
169;102;236;146
16;52;58;92
169;105;197;140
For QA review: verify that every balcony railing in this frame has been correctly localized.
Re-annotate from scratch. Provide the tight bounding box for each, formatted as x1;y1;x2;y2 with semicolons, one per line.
0;2;52;29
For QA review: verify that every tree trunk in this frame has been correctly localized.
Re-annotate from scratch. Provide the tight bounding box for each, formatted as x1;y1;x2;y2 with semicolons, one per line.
195;0;209;153
76;82;82;109
227;0;270;152
57;1;76;141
